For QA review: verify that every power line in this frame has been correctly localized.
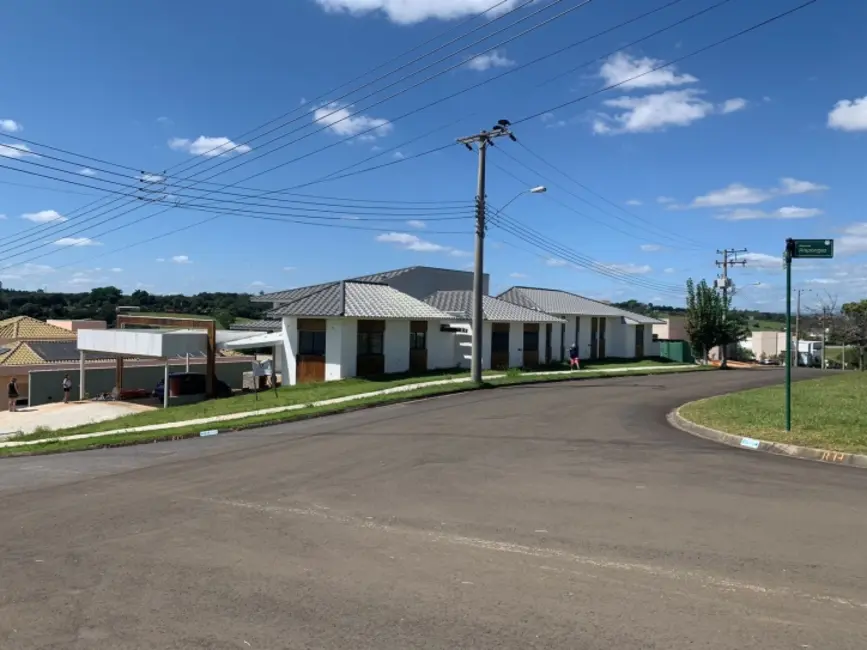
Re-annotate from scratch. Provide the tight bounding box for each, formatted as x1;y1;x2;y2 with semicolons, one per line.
512;0;820;124
489;210;686;296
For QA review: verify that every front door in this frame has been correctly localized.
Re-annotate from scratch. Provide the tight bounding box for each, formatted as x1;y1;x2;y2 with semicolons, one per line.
409;321;428;373
297;318;326;384
598;318;607;359
635;324;645;358
590;317;599;360
523;324;540;368
545;323;552;364
491;323;510;370
357;320;385;377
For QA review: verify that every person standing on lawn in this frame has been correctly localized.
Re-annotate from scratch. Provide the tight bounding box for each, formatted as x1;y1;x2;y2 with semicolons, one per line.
62;374;72;403
569;344;581;370
7;377;18;412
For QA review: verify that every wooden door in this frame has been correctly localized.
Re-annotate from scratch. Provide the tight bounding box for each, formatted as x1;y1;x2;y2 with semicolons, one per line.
590;317;599;360
523;323;540;368
598;318;607;359
357;320;385;377
635;324;645;358
545;323;552;364
409;321;428;374
297;318;326;384
490;323;510;370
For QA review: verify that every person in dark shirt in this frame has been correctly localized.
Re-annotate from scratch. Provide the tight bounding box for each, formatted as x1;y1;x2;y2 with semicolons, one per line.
569;344;580;370
7;377;18;412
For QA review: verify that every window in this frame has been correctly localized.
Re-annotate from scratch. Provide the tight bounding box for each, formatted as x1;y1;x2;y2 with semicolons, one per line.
357;331;384;355
298;330;326;356
410;331;426;351
523;330;539;352
491;330;509;352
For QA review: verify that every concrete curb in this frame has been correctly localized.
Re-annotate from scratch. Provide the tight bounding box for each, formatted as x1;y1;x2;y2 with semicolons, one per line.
668;405;867;470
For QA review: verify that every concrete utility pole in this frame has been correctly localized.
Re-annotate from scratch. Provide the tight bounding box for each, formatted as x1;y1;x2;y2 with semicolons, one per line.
715;248;747;367
457;120;516;384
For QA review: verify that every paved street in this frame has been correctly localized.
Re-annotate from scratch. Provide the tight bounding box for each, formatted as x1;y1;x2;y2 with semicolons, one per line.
1;368;865;649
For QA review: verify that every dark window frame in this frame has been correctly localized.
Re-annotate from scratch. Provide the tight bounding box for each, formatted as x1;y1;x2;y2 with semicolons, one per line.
357;331;384;355
410;331;427;351
523;330;540;353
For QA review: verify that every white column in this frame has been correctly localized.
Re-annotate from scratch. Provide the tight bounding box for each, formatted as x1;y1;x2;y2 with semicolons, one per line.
281;317;298;386
79;350;86;400
163;361;170;409
185;353;190;373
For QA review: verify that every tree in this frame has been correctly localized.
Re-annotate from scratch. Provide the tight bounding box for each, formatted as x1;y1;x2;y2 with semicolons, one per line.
841;300;867;371
684;279;749;367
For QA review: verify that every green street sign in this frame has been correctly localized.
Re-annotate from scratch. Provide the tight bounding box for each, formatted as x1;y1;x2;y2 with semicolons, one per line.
792;239;834;259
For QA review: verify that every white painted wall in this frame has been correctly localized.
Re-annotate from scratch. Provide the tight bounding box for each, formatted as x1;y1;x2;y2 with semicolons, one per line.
340;319;357;378
385;319;411;374
428;321;459;370
508;322;523;368
325;319;346;381
280;317;298;386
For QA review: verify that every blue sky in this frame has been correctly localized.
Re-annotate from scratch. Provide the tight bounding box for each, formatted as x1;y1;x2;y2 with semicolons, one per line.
0;0;864;312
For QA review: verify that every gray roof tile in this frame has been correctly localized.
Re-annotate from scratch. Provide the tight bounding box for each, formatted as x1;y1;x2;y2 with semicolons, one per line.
424;291;564;323
267;282;452;320
497;287;663;324
229;319;281;332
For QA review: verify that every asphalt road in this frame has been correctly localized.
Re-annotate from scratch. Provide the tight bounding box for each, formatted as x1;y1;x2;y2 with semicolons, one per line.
1;368;865;649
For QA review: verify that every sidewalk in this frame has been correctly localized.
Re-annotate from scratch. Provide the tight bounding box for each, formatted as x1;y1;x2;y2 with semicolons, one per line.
0;364;691;450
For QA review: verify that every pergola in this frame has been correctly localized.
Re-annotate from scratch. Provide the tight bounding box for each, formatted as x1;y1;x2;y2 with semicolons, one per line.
77;327;210;408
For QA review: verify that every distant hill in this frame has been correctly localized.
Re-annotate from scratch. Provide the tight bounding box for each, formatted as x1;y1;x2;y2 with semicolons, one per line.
613;300;785;331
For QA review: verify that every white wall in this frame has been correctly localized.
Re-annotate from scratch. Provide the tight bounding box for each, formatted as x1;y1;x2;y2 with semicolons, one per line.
340;319;357;378
429;321;459;370
508;322;522;368
385;319;411;374
280;317;298;386
325;319;346;381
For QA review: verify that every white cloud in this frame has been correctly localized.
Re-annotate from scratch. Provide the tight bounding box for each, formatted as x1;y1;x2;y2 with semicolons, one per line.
663;267;675;273
640;244;661;252
171;255;191;264
0;263;54;281
806;278;840;285
169;136;251;157
827;96;867;131
545;258;570;267
156;116;172;125
540;112;556;123
0;214;6;220
838;222;867;254
312;102;392;141
465;49;515;72
599;52;697;90
626;199;642;206
283;266;296;271
657;196;675;204
392;151;405;160
0;119;22;133
715;206;823;221
111;267;122;273
0;143;36;158
593;90;715;135
606;263;652;274
156;258;165;262
509;272;528;279
406;219;426;229
54;237;100;247
79;168;97;176
313;0;521;24
741;252;783;271
250;280;267;287
690;177;827;208
720;98;748;114
22;209;66;223
375;231;467;257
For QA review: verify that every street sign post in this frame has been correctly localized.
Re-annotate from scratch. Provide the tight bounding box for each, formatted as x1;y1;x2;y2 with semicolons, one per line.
784;238;834;431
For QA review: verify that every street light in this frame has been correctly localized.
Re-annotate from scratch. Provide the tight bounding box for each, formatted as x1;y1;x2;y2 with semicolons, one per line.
470;184;547;383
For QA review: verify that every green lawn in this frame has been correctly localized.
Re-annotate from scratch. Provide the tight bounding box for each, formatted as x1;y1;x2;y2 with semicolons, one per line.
824;346;861;370
681;372;867;453
3;364;712;455
749;318;786;332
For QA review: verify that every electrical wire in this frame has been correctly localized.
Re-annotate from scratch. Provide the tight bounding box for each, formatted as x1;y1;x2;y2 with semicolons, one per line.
512;0;820;124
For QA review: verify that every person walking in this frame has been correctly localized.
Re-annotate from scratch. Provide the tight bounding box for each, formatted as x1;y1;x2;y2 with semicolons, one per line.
569;344;581;370
62;374;72;403
7;377;18;412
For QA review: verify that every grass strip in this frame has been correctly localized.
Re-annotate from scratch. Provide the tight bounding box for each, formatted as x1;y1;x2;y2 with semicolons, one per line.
2;365;711;457
680;372;867;454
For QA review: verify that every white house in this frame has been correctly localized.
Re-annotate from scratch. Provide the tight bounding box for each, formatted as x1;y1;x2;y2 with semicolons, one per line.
424;290;565;370
497;287;663;361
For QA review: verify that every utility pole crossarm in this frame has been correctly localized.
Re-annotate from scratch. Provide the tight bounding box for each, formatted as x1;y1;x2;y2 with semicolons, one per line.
457;119;517;384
